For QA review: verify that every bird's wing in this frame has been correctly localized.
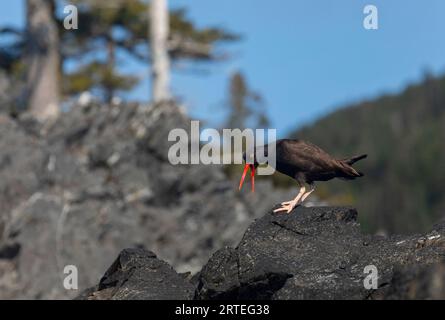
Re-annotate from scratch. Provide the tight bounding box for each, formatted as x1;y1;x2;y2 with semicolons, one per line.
277;139;340;172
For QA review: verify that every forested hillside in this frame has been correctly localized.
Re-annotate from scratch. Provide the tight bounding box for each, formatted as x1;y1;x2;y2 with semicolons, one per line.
291;73;445;234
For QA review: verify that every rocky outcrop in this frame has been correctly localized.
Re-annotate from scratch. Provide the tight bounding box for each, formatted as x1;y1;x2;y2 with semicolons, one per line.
0;101;295;299
3;99;443;300
81;206;445;300
77;248;195;300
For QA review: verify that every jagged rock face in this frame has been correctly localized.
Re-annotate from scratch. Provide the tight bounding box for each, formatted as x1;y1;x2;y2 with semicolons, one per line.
196;207;445;299
198;207;378;299
0;102;295;299
82;207;445;300
5;100;443;300
77;248;195;300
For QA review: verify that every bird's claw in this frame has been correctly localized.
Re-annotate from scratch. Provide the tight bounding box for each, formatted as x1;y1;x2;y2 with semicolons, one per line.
274;201;298;213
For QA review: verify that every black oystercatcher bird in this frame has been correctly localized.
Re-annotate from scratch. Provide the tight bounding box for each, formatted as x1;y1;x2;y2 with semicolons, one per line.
238;139;367;213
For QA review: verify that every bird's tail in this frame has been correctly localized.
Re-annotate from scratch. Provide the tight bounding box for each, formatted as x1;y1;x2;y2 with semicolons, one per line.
338;165;363;179
336;154;367;179
341;154;367;165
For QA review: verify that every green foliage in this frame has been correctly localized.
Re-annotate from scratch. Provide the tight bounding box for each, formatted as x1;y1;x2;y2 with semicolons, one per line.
59;0;148;101
289;73;445;234
63;62;138;98
170;8;238;44
224;71;268;130
60;0;240;100
168;8;239;60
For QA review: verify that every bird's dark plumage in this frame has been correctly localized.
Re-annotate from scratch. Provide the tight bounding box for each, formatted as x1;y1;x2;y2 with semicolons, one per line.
268;139;366;185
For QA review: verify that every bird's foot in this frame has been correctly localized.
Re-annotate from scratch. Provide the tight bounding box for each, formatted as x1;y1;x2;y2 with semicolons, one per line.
273;200;299;214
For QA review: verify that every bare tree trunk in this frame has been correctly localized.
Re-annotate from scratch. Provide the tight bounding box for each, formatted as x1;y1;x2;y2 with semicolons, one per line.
149;0;170;103
26;0;60;122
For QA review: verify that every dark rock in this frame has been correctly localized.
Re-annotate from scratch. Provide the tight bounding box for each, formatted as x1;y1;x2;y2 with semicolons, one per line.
194;206;445;300
81;248;194;300
195;247;240;299
81;206;445;300
0;242;21;259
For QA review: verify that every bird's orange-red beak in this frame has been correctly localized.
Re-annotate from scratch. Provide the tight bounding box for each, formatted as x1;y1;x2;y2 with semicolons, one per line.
238;164;255;192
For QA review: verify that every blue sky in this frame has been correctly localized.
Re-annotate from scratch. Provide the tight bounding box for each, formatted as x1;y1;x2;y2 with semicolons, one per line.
1;1;445;136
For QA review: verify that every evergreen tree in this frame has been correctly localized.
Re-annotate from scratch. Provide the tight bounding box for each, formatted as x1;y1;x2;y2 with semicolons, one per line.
0;0;240;106
62;0;239;102
225;71;269;130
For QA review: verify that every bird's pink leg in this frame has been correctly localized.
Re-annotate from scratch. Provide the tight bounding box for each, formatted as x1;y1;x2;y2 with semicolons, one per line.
301;185;315;203
274;185;306;213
